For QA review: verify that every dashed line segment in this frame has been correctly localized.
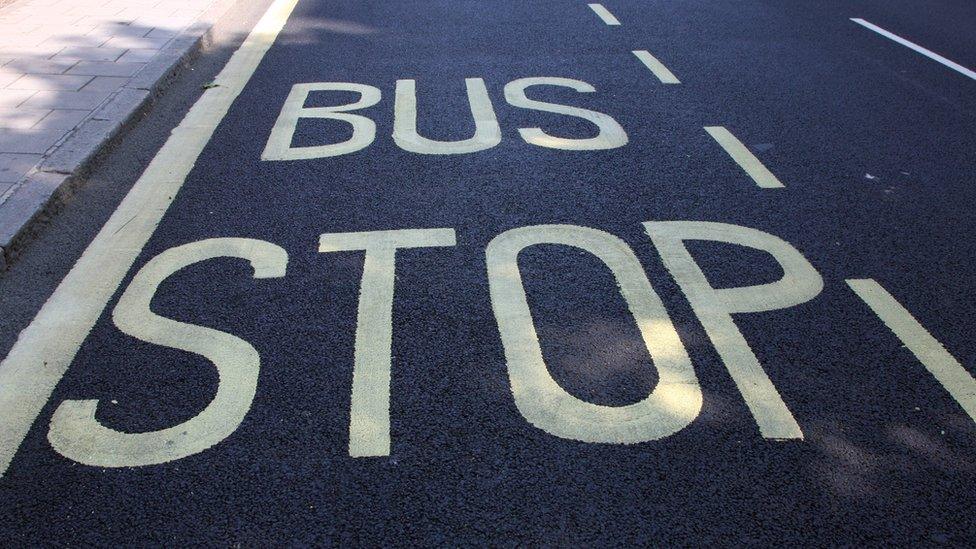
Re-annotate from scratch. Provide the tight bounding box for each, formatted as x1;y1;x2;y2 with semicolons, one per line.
704;126;784;189
588;3;620;26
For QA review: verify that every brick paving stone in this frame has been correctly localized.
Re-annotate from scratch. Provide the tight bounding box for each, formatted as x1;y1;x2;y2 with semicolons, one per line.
66;61;145;77
7;43;67;57
0;108;50;129
0;90;34;109
7;74;93;91
32;109;89;130
79;76;129;92
0;128;67;154
116;48;161;63
23;89;113;110
53;46;128;62
1;59;79;75
101;36;172;50
144;28;181;40
0;70;20;87
0;153;42;183
85;23;153;40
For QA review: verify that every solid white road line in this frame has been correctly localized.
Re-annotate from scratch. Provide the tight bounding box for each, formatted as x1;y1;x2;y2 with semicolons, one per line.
847;279;976;423
632;50;680;84
851;18;976;81
588;3;620;26
704;126;784;189
0;0;301;478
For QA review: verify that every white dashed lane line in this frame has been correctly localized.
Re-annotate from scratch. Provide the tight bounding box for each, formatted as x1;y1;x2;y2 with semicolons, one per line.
851;18;976;81
632;50;680;84
588;3;620;26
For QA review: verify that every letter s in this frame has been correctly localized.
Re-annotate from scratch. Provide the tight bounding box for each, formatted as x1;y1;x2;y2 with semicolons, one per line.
504;77;628;151
47;238;287;467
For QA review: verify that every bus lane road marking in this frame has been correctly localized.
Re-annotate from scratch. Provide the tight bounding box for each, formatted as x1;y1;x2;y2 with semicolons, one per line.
3;0;976;483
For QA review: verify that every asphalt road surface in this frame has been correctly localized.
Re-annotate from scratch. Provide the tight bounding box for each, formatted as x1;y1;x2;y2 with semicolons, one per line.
2;0;975;544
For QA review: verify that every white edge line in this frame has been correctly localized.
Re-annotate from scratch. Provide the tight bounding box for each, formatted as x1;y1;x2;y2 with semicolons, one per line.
0;0;301;479
851;18;976;81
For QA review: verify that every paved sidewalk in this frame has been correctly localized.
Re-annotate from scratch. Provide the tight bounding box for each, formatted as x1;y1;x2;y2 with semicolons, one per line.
0;0;235;268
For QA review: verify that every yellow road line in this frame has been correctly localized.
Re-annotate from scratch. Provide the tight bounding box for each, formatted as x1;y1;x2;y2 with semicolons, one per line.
0;0;301;478
704;126;784;188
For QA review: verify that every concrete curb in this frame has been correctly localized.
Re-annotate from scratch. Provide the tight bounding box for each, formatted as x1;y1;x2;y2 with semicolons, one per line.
0;0;240;270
